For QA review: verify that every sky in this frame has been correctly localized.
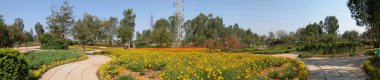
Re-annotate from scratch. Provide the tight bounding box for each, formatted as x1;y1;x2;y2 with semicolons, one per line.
0;0;365;35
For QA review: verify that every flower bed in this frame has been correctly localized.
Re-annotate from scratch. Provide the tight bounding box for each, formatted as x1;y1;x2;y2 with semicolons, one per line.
97;48;308;80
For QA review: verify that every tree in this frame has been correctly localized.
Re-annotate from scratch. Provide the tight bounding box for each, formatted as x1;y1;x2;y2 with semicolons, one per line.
72;13;97;49
11;18;25;48
347;0;380;47
104;17;118;45
341;30;359;42
23;31;33;49
276;30;291;44
118;9;136;48
34;22;44;36
324;16;339;42
46;0;74;38
267;31;276;46
151;19;172;47
0;15;13;48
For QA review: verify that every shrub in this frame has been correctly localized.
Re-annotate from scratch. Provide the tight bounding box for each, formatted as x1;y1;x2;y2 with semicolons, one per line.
301;42;359;55
39;33;70;50
0;48;30;80
94;50;111;55
41;39;69;50
298;52;312;58
135;42;151;48
363;56;380;80
118;74;134;80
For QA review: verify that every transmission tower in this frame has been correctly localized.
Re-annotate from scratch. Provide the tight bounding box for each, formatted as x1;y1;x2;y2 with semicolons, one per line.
150;13;154;28
173;0;184;46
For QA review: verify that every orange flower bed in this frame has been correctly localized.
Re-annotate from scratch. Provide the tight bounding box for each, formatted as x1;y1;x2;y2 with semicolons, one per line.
131;48;207;52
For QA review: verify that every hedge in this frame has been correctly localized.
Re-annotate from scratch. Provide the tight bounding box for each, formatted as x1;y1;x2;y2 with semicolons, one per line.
0;48;30;80
301;42;359;55
363;56;380;80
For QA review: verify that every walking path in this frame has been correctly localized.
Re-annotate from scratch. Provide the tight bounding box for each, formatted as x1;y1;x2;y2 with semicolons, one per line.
304;56;368;80
273;52;368;80
40;51;111;80
13;46;41;53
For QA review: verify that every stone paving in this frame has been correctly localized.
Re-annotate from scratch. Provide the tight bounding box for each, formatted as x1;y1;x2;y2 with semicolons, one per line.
39;54;111;80
273;53;369;80
302;56;369;80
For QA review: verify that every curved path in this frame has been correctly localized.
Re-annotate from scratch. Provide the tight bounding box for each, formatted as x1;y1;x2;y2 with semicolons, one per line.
303;56;368;80
40;54;111;80
273;52;368;80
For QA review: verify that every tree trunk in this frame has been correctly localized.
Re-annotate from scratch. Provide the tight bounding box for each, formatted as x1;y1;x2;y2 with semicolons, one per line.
82;41;86;50
122;41;126;49
26;42;28;52
109;39;112;46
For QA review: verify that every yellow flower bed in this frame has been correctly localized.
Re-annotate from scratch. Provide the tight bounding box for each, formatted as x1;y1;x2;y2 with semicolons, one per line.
98;48;308;80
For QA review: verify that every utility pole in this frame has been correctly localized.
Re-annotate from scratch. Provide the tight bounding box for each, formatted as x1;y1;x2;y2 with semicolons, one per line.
173;0;184;46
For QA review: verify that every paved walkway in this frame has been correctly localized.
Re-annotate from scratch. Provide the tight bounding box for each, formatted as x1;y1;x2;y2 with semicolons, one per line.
40;54;111;80
303;56;368;80
273;52;369;80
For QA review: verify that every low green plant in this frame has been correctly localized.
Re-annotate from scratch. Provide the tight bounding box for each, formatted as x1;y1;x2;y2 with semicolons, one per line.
363;56;380;80
39;33;70;50
298;52;312;58
0;48;30;80
301;42;359;55
139;71;145;76
118;74;135;80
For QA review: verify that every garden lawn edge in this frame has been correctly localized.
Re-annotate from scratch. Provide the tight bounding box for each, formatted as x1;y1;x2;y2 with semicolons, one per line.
31;53;88;79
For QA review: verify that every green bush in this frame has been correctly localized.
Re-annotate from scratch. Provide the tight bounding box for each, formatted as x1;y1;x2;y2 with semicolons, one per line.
135;42;151;48
364;56;380;80
26;50;81;69
41;39;69;50
94;50;113;55
118;74;135;80
0;48;30;80
39;33;70;50
298;52;312;58
301;42;359;55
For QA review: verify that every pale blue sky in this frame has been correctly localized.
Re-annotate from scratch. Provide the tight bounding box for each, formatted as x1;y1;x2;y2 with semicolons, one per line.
0;0;365;35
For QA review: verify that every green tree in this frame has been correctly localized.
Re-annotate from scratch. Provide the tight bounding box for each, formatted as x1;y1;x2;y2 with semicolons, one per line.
23;31;33;49
118;9;136;48
347;0;380;47
267;31;276;46
34;22;44;36
46;0;74;38
341;30;359;42
151;19;172;47
0;15;13;48
104;17;118;45
72;13;97;49
10;18;25;48
324;16;339;42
